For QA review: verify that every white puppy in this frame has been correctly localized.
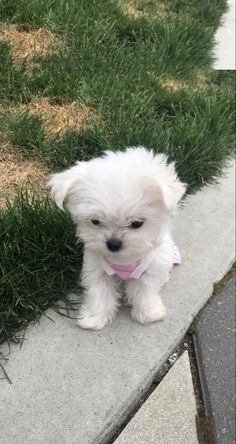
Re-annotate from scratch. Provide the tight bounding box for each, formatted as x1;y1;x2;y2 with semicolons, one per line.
48;147;186;330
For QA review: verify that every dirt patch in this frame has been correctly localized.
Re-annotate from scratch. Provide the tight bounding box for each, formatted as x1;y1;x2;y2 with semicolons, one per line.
0;144;48;207
17;97;90;136
0;24;60;63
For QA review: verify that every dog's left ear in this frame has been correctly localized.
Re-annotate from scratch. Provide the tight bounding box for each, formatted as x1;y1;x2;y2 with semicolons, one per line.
47;162;87;210
150;158;186;213
158;176;186;213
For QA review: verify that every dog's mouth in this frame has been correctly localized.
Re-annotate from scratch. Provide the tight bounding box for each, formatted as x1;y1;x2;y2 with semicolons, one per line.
103;247;151;265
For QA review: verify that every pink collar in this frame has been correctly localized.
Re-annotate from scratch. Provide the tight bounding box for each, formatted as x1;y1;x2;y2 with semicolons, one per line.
100;250;155;280
104;259;141;280
100;240;181;281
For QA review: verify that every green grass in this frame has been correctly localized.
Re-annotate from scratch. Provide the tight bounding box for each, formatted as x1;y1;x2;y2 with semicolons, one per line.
0;0;235;351
3;75;235;192
0;191;82;345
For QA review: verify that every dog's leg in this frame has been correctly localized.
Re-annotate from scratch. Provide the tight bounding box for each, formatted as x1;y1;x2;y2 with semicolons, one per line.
77;250;121;330
126;278;167;324
125;257;171;324
126;239;174;324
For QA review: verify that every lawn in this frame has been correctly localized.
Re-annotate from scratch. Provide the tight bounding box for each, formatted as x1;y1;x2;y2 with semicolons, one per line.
0;0;235;349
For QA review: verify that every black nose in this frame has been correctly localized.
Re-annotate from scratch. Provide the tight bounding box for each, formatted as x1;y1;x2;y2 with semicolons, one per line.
106;239;122;252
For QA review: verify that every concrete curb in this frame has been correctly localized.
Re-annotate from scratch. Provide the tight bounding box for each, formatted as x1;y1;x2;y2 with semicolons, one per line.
0;162;235;444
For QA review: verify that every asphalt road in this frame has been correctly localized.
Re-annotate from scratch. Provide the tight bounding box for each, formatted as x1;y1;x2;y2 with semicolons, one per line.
193;275;236;444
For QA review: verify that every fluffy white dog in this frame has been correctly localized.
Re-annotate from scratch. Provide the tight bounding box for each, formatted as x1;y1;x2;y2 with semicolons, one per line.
48;147;186;330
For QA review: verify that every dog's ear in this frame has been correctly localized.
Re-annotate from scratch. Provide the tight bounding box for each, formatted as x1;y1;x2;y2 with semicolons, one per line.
149;156;186;213
158;177;186;213
47;162;87;210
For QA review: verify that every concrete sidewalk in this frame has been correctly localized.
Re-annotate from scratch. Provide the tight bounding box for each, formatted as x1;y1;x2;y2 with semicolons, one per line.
0;162;234;444
213;0;236;69
114;351;199;444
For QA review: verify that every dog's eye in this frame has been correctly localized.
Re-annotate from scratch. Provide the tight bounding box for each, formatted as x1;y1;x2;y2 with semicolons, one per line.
130;221;144;229
91;219;101;226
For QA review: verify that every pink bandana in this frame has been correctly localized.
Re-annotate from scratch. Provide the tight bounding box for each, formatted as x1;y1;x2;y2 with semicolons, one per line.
100;240;181;281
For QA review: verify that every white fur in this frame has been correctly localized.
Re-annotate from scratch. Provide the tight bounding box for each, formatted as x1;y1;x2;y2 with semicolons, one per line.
48;147;186;329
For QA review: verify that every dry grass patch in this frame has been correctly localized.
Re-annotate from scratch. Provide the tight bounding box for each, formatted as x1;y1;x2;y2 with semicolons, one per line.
18;98;90;137
159;77;188;92
0;144;48;206
123;0;170;19
0;24;60;63
159;73;209;92
194;70;210;90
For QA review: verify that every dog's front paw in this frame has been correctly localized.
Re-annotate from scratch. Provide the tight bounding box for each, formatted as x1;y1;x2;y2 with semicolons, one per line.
131;298;167;325
77;307;110;330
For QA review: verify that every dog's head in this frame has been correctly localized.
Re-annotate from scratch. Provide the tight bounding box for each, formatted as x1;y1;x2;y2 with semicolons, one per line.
48;147;186;263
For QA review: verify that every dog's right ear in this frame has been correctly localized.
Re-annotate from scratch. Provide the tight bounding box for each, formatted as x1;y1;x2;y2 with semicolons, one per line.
47;162;87;210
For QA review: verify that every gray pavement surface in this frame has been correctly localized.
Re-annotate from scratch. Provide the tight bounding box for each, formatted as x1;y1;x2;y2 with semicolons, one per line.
193;276;236;444
114;351;198;444
213;0;236;69
0;163;235;444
